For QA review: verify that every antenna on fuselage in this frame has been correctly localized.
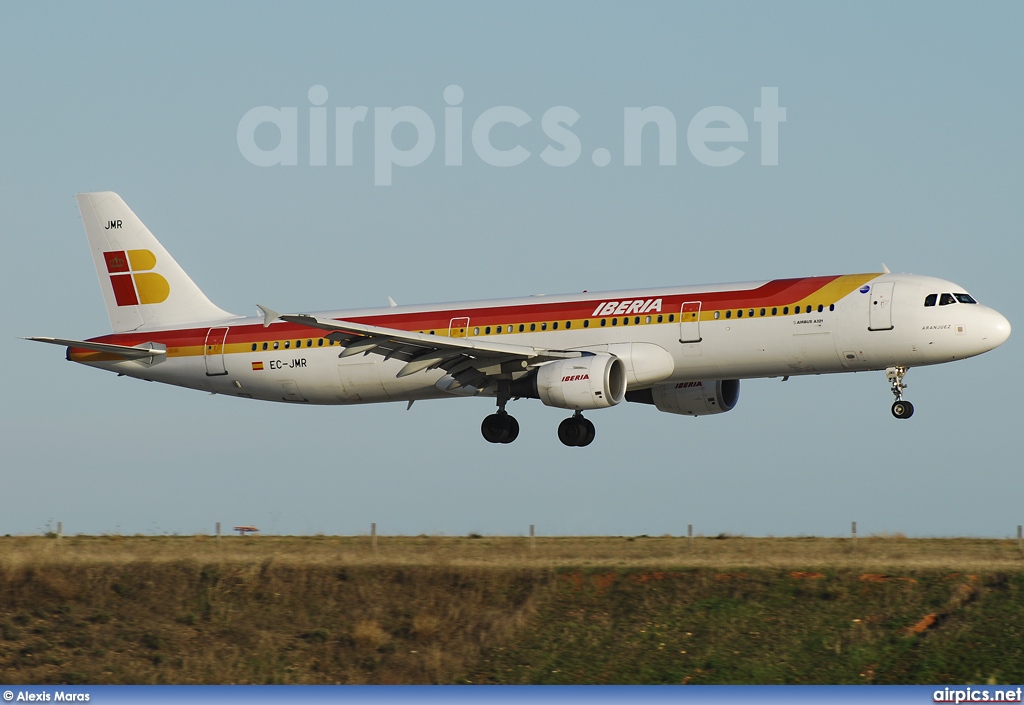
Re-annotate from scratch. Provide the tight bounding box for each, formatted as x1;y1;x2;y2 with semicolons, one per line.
881;263;891;274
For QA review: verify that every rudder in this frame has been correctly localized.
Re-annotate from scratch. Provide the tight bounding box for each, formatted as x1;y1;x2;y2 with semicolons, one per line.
77;192;236;332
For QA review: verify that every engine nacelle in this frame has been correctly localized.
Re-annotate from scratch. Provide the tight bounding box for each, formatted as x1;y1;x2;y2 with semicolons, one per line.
532;353;627;410
626;379;740;416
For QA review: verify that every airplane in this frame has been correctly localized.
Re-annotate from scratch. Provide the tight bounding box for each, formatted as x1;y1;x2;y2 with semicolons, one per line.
28;192;1011;447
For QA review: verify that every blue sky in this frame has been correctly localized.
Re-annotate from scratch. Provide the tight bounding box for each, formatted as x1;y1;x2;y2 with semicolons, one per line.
2;2;1021;537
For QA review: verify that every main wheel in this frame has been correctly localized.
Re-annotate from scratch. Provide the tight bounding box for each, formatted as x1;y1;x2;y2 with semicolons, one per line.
891;400;914;419
501;416;520;444
481;413;511;443
579;418;596;447
557;416;589;446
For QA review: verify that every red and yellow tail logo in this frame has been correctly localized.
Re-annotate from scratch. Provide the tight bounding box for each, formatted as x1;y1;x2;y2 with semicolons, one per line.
103;250;169;306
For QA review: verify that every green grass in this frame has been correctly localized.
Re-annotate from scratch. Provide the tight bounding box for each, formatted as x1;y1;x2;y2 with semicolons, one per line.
1;536;1022;684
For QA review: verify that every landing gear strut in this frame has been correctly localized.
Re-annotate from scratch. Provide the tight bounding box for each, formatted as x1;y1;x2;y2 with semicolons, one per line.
481;389;520;444
887;366;914;419
558;411;596;447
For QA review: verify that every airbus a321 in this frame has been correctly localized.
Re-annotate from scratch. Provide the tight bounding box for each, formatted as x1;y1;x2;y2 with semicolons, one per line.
29;192;1011;447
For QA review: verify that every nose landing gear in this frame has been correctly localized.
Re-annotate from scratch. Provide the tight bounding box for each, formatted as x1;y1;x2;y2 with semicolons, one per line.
887;366;914;419
558;411;596;447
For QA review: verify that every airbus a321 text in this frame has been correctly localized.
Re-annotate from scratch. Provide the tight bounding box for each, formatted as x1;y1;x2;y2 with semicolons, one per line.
29;192;1011;447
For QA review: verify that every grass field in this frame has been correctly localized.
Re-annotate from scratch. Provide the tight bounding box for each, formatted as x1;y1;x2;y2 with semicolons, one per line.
1;535;1022;684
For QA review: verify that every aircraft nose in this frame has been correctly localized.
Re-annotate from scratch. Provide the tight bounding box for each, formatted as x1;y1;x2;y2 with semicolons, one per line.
982;308;1011;351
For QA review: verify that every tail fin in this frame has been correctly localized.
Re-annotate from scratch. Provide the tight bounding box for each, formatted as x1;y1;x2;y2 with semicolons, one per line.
76;192;236;332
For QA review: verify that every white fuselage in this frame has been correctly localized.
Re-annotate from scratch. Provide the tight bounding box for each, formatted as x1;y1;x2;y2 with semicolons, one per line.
72;272;1010;407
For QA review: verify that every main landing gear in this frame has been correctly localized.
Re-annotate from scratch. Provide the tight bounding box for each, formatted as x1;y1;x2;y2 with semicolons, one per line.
887;366;914;419
481;390;520;444
557;411;596;447
480;391;596;446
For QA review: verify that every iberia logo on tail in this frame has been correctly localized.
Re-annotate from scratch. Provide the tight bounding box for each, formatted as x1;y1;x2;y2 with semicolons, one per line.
103;249;169;305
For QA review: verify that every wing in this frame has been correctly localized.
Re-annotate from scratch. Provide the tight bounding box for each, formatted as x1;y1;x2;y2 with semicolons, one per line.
260;306;581;392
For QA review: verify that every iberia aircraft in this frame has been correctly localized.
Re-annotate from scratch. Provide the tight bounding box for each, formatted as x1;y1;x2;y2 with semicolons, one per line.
29;192;1011;447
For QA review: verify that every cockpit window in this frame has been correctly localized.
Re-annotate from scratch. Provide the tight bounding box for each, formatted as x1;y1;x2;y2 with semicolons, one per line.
954;293;977;304
939;293;956;306
924;294;937;307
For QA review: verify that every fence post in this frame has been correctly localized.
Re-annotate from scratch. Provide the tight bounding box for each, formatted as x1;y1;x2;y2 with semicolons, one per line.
852;521;857;551
530;524;535;550
1018;525;1022;555
57;521;63;541
688;524;693;550
216;522;221;540
371;522;377;552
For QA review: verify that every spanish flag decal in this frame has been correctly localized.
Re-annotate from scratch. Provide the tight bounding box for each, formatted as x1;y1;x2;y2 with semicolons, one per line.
252;361;264;371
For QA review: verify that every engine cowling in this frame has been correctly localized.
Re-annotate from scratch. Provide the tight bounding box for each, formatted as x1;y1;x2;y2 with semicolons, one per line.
626;379;740;416
531;353;627;410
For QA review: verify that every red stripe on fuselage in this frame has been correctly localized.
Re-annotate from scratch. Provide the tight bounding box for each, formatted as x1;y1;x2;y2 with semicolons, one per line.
81;276;845;349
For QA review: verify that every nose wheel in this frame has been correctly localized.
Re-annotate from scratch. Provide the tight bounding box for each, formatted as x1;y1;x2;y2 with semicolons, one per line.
886;366;914;419
558;411;596;447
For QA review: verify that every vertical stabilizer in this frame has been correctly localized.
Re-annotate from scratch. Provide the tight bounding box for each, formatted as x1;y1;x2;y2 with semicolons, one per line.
76;192;236;332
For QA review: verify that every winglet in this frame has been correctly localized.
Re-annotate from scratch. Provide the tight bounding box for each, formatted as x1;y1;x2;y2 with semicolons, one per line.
257;304;280;328
388;296;398;308
881;263;891;274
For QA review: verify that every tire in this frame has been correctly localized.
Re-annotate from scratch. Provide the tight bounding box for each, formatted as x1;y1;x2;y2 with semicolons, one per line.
481;413;510;443
558;417;585;446
891;401;914;419
579;419;596;447
501;416;520;444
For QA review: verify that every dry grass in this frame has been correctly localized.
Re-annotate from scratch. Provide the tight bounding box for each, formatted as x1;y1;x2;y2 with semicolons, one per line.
1;536;1022;684
3;534;1022;571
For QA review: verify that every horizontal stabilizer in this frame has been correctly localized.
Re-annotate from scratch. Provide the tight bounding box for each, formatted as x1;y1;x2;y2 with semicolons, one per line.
25;337;167;360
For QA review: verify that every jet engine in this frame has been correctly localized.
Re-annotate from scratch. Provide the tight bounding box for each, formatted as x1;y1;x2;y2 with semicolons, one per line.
512;353;627;410
626;379;740;416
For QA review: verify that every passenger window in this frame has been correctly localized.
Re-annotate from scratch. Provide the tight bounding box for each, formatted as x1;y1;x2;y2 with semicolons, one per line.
669;314;675;322
725;310;732;319
771;307;777;316
829;304;835;311
541;323;547;331
473;327;479;335
954;293;977;304
783;306;789;315
634;316;640;325
307;339;312;347
645;315;651;324
748;309;754;318
552;322;558;330
817;305;823;313
519;324;525;332
737;310;743;318
623;317;629;325
939;293;956;306
599;319;606;327
530;323;537;331
924;294;937;307
284;341;290;349
714;311;720;319
611;318;617;326
657;315;663;323
565;321;571;329
273;341;279;350
262;342;268;351
318;339;324;346
582;320;588;328
251;343;257;351
760;308;766;317
485;326;490;334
